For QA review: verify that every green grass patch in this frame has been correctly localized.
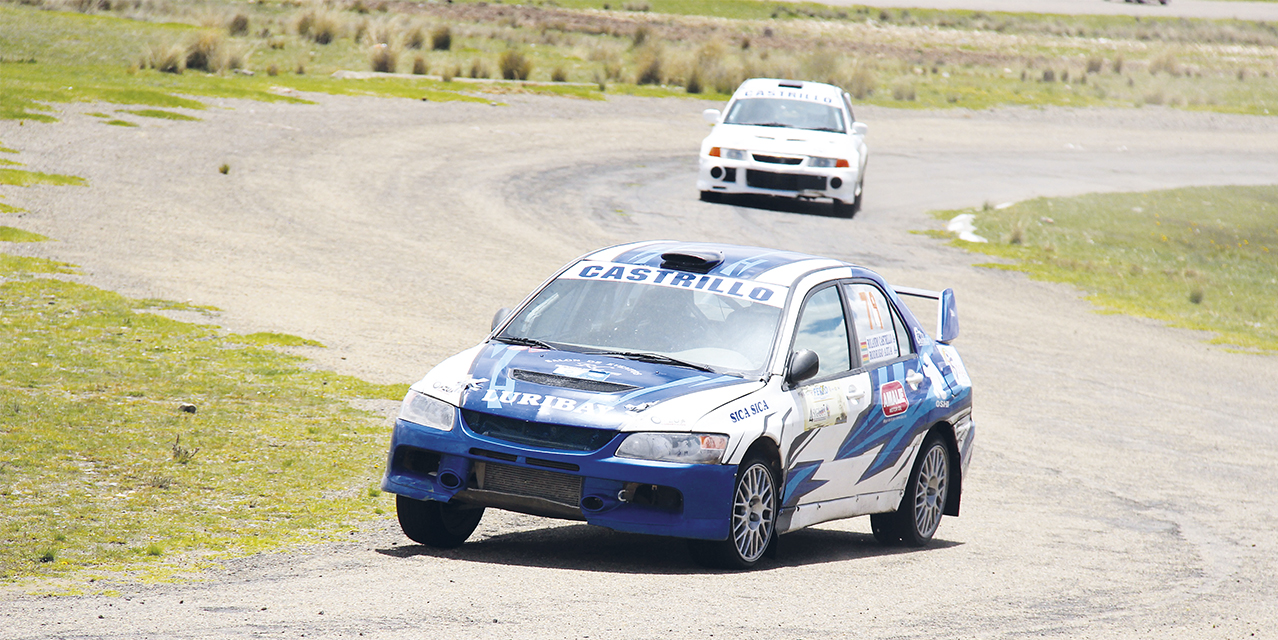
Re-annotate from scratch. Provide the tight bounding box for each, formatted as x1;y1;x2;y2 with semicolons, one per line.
0;203;24;214
0;226;48;242
239;332;325;348
0;252;409;588
117;108;200;121
931;186;1278;352
105;119;138;127
0;168;86;188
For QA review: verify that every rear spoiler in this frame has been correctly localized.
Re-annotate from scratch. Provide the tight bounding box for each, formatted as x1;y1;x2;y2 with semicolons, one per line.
892;286;960;344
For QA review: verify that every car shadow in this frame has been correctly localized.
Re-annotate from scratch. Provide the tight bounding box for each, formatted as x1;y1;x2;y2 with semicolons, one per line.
375;523;961;575
706;192;849;218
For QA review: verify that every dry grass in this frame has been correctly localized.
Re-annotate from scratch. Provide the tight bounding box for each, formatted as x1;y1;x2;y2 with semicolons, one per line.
498;49;532;80
411;55;427;75
368;43;397;73
430;24;451;51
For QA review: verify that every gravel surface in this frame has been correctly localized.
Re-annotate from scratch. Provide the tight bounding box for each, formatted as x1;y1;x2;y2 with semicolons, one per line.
1;93;1276;639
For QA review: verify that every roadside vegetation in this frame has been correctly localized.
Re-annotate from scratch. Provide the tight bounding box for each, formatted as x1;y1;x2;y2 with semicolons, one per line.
2;0;1277;122
932;186;1278;353
0;247;406;590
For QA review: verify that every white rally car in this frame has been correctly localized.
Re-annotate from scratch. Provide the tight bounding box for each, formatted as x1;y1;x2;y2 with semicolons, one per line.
382;241;973;569
698;78;869;217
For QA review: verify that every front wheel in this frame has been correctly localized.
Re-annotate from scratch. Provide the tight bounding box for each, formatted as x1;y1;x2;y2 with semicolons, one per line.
872;434;950;547
688;455;777;569
396;495;485;548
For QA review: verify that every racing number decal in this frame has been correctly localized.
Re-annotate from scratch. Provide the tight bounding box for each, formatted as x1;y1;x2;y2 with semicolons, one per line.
857;290;885;331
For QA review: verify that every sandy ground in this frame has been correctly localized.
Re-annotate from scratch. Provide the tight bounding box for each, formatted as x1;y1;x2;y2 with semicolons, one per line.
2;92;1277;638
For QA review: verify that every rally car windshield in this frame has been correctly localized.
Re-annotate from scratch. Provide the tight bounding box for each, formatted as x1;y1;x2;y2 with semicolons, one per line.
498;277;783;376
723;98;846;133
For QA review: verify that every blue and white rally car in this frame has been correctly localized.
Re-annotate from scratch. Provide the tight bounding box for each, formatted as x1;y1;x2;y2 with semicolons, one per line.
698;78;869;217
382;241;973;568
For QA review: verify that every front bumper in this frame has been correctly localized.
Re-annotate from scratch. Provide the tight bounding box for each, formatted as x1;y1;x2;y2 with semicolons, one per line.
697;154;859;202
382;416;737;541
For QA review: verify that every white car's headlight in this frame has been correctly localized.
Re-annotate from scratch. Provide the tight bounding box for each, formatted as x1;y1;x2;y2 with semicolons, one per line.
709;147;748;161
399;390;456;431
809;156;849;168
616;433;729;464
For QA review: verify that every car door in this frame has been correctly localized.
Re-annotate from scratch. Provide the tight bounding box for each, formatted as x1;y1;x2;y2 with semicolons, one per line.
837;281;934;498
779;284;875;512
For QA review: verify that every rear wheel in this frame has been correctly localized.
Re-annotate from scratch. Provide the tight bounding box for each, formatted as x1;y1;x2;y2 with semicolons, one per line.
396;495;485;548
872;434;950;547
689;455;777;569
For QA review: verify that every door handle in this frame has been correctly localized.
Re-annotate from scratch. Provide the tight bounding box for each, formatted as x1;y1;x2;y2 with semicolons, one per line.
846;385;866;400
905;370;924;390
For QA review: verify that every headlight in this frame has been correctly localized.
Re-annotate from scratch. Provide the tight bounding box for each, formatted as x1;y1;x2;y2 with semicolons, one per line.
399;390;456;431
809;156;850;168
709;147;748;161
615;433;729;464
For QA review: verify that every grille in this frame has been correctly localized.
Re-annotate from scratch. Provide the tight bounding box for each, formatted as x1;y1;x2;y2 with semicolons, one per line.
752;153;803;165
462;409;617;452
746;170;827;191
510;369;637;393
483;462;582;507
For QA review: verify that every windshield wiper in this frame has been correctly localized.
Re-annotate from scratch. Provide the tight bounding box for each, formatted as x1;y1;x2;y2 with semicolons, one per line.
494;336;556;350
584;350;716;373
807;127;845;133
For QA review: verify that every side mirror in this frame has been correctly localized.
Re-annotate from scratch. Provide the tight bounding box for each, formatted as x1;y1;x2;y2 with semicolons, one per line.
491;307;512;332
702;108;721;124
852;122;868;136
786;349;820;386
938;289;959;343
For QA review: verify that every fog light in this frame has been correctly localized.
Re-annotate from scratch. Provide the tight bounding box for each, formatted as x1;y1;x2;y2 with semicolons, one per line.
831;177;843;189
710;166;723;179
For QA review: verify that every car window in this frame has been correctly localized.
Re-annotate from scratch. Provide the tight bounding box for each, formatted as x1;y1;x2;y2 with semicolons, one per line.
499;276;782;375
792;286;850;379
844;283;912;366
724;98;846;133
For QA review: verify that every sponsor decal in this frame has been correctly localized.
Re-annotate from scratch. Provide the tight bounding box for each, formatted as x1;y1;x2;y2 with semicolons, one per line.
737;89;837;105
728;399;770;423
799;382;847;431
563;261;787;308
936;400;950;409
432;376;488;394
863;331;899;362
881;380;908;418
480;389;617;415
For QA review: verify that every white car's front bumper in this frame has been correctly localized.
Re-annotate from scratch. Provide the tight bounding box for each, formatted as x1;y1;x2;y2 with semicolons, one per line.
697;153;861;203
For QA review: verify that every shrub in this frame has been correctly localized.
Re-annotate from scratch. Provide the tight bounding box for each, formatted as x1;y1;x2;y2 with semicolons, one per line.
550;66;567;82
227;12;249;36
142;43;186;74
1113;55;1124;74
411;55;427;75
685;70;703;94
499;50;532;80
404;25;425;49
1042;69;1055;82
635;46;662;85
267;63;279;76
891;79;916;101
184;30;223;72
1149;53;1180;76
842;62;877;99
469;58;490;79
632;24;649;47
1086;56;1104;74
369;44;397;73
431;25;452;51
441;63;459;82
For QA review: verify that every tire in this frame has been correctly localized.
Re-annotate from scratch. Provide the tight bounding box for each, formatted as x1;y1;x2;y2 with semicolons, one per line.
396;495;485;549
700;190;722;203
872;434;950;547
688;455;777;569
832;175;864;218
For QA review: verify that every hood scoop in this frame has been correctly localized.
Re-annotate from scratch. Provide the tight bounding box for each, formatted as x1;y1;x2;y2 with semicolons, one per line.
510;369;638;393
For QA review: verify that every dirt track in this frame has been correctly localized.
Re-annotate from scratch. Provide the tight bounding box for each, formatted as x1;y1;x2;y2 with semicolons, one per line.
2;93;1277;638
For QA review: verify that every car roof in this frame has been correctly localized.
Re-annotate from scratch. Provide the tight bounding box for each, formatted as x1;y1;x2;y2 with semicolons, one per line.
582;241;877;287
730;78;846;106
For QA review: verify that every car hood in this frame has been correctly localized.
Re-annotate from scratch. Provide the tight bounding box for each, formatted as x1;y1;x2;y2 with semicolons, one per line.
414;342;763;432
704;124;852;157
